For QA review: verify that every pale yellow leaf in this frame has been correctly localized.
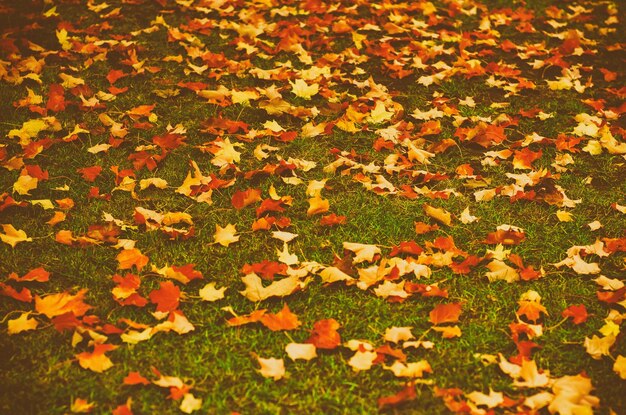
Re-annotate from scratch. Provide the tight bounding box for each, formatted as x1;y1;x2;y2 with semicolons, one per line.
214;224;239;247
257;356;285;380
285;343;317;361
198;282;227;302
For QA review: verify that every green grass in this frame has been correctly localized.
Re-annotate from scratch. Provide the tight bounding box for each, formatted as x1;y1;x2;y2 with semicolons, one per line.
1;0;625;414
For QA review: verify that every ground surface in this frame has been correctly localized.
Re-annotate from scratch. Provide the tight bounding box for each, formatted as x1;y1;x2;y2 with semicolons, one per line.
0;0;625;414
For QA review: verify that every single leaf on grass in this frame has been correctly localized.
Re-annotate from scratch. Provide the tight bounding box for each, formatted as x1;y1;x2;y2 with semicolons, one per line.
0;224;32;247
307;196;329;216
429;303;462;325
149;281;180;312
116;248;149;271
112;398;133;415
7;312;39;334
199;282;226;302
70;397;95;413
179;393;202;414
231;188;261;209
384;327;414;343
123;371;151;385
320;213;347;226
584;334;616;360
378;382;417;409
348;350;378;372
561;304;588;325
214;224;239;247
614;355;626;379
285;343;317;361
260;304;301;331
76;343;117;372
256;356;285;380
307;318;341;349
423;203;452;226
432;325;462;339
384;360;432;378
9;267;49;282
343;242;381;263
466;389;504;409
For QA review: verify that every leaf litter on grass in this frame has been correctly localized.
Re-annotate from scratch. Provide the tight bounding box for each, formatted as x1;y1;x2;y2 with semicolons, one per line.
0;0;625;413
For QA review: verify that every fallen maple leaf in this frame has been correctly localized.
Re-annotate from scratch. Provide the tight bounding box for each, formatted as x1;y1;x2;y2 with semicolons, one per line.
307;318;341;349
378;382;417;409
256;356;285;380
123;371;151;385
179;393;202;414
70;397;95;413
239;273;305;302
35;289;91;318
343;242;381;263
214;224;239;247
561;304;588;325
0;224;32;247
285;343;317;361
423;203;452;226
7;312;39;334
384;327;415;343
198;282;226;302
429;303;462;325
348;350;378;372
116;248;149;271
384;360;432;378
260;304;301;331
76;343;117;373
149;281;180;312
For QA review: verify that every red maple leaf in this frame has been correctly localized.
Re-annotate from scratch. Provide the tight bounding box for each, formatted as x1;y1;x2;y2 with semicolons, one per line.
561;304;588;325
149;281;180;312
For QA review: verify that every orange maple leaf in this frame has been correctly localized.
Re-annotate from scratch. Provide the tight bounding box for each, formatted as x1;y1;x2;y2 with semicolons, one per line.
260;304;301;331
429;303;462;325
116;248;149;271
35;289;92;318
307;318;341;349
76;343;117;372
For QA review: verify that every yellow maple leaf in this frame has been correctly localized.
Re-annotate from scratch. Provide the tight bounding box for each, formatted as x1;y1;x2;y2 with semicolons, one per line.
13;174;38;195
384;360;432;378
423;203;452;226
276;242;299;265
343;242;381;263
466;389;504;409
485;260;520;283
348;350;377;372
0;224;32;247
319;267;354;284
384;326;414;343
556;210;573;222
214;224;239;247
433;325;462;339
179;393;202;414
307;196;330;216
614;355;626;379
198;282;227;302
8;312;39;335
584;334;616;360
367;101;394;124
285;343;317;361
290;78;319;100
257;356;285;380
374;280;408;299
239;273;305;302
70;398;96;413
549;374;600;415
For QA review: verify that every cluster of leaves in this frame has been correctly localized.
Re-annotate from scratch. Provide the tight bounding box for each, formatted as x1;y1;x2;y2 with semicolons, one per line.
0;0;625;413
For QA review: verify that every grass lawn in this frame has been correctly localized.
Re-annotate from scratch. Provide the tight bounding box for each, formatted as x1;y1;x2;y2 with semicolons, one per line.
1;0;625;413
